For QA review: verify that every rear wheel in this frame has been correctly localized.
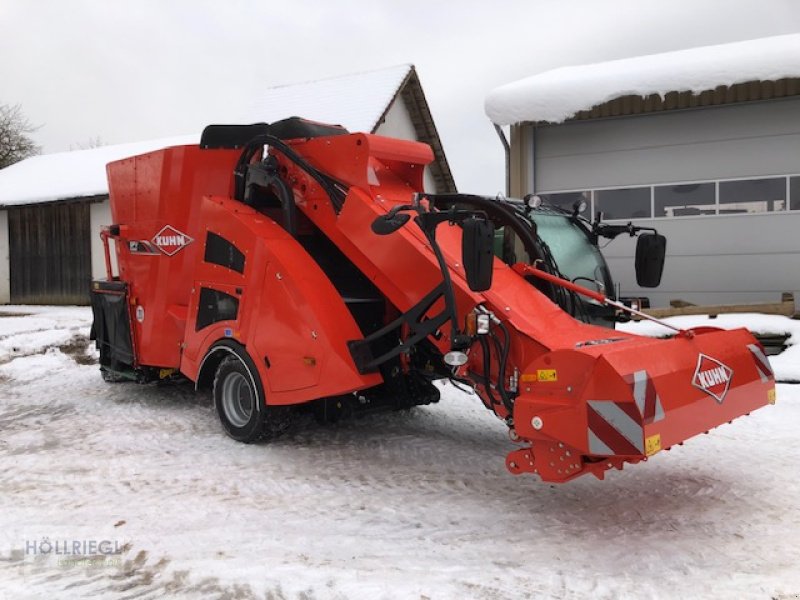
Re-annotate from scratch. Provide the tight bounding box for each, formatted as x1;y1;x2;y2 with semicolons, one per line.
100;366;128;383
212;353;291;442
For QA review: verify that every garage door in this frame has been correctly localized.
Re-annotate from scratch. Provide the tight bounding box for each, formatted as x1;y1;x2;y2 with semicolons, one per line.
9;201;92;305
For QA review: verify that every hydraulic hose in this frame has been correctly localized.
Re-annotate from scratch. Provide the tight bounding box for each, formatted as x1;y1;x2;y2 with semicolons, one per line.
234;133;346;211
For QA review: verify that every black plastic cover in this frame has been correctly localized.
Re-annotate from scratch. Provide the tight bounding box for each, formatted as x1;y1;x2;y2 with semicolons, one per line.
200;118;349;150
635;233;667;288
204;232;245;274
268;117;349;140
462;217;495;292
196;287;240;331
90;281;135;368
200;123;271;149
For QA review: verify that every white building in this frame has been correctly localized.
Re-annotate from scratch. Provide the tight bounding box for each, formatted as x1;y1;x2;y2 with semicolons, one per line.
0;64;454;304
486;34;800;307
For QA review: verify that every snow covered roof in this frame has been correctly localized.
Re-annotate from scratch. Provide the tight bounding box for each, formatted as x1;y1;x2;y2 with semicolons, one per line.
486;34;800;125
239;63;455;193
240;64;413;132
0;134;198;207
0;63;454;207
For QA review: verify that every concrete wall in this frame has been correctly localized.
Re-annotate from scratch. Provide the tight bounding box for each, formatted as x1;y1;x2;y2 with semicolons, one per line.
376;98;437;193
0;210;9;303
89;199;116;279
511;96;800;308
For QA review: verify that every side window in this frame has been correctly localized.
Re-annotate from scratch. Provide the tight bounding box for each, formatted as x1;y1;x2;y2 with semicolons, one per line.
595;187;651;220
719;178;786;214
204;232;245;274
196;287;239;331
654;183;716;217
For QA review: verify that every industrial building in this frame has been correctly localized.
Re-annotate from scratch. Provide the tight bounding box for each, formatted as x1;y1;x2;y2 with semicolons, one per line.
486;34;800;307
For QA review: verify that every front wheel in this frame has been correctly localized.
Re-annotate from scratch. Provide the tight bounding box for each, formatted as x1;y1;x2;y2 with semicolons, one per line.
213;354;290;442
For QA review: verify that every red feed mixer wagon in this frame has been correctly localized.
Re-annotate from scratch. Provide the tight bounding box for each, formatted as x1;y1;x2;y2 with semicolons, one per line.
90;118;776;483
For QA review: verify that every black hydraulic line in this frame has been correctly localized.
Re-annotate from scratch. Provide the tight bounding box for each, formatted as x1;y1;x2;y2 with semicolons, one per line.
492;322;514;413
428;194;562;303
421;226;461;350
478;335;500;411
427;194;541;260
447;375;475;395
234;134;346;212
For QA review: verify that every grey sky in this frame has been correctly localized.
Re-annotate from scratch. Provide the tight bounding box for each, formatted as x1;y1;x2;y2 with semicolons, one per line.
1;0;798;194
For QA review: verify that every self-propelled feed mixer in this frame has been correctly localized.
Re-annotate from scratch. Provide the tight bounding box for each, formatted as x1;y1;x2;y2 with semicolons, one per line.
90;118;776;483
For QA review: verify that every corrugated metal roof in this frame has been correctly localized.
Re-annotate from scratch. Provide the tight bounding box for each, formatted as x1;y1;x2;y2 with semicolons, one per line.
572;77;800;121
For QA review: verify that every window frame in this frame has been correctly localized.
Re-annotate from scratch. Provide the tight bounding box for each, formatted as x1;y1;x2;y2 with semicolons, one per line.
536;173;800;222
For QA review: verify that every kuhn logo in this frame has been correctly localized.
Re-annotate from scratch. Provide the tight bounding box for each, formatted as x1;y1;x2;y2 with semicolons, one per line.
151;226;193;256
692;354;733;404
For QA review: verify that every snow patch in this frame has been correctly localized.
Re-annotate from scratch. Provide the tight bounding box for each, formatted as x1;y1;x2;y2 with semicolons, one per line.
0;135;198;207
1;307;799;598
618;313;800;382
240;64;412;134
486;34;800;125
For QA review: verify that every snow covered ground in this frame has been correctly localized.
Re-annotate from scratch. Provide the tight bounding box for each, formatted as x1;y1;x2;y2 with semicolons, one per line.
619;313;800;383
0;306;799;599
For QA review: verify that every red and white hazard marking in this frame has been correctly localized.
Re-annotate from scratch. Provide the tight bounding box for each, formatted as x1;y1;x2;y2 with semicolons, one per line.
747;343;773;383
586;370;666;456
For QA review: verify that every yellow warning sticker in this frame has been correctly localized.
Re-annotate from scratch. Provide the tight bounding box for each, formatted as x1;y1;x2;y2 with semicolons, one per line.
645;434;662;457
768;388;776;405
536;369;558;382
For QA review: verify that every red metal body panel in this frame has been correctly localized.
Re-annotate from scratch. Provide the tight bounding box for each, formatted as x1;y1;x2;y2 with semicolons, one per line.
178;194;381;404
102;129;775;483
106;147;240;368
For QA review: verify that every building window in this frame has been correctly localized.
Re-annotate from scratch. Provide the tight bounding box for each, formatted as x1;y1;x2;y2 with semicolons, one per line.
654;183;716;217
791;177;800;211
537;191;590;212
595;187;651;220
718;177;786;214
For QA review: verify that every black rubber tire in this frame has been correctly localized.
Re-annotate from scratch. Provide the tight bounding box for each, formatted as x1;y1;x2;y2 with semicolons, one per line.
212;351;292;443
213;355;266;442
100;367;127;383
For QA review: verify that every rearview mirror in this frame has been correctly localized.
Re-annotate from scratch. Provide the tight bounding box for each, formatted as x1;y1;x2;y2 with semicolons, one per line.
635;233;666;288
371;213;411;235
462;217;495;292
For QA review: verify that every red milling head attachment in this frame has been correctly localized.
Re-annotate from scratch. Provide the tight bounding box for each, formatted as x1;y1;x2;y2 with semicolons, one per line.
501;265;776;483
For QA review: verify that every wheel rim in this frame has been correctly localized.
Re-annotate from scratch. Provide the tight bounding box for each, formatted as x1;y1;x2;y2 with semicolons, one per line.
221;371;254;428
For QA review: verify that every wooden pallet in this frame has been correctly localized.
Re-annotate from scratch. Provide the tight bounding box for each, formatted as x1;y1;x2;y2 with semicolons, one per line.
641;292;797;319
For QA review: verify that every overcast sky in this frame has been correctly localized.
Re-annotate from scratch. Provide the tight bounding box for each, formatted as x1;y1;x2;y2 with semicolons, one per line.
1;0;799;194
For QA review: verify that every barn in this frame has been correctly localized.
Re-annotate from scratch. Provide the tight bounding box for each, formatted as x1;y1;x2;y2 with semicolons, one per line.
0;64;454;304
486;34;800;308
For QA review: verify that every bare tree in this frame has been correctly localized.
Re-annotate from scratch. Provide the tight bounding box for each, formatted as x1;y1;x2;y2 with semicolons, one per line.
71;135;104;151
0;103;41;168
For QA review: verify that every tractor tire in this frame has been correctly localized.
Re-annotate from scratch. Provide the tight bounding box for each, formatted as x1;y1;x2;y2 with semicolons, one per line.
213;354;291;443
100;367;127;383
